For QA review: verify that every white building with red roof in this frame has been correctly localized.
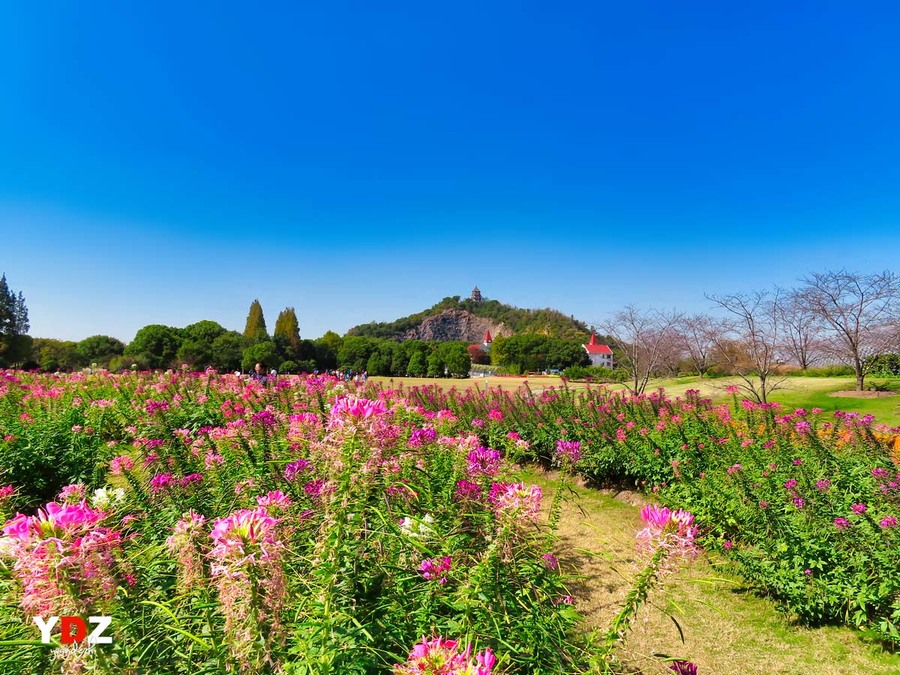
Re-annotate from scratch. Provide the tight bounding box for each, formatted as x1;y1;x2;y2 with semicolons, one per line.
481;330;493;354
583;333;614;368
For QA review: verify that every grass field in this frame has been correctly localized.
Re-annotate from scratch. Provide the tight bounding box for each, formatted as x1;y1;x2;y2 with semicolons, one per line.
523;469;900;675
369;375;900;427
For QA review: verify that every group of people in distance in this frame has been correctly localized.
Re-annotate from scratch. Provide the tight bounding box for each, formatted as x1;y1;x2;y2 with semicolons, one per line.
245;363;369;385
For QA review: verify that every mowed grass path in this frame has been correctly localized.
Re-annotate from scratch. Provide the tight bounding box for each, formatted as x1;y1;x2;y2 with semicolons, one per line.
523;469;900;675
370;375;900;427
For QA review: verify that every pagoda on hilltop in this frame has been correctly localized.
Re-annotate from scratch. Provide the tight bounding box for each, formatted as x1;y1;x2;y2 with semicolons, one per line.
470;286;483;304
583;332;614;368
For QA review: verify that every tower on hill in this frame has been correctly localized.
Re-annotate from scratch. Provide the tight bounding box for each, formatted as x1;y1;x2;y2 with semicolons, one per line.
471;286;483;303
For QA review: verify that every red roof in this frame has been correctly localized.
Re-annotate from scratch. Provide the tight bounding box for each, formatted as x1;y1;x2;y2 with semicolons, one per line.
583;333;613;355
483;330;492;343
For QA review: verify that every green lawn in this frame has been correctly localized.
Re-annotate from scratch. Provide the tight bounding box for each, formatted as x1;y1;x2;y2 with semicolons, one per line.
521;468;900;675
636;375;900;427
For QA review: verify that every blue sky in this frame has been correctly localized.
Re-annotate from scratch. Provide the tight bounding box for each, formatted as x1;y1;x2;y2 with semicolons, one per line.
2;1;899;342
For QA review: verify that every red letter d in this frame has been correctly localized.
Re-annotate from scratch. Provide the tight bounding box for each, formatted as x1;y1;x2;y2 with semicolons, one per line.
61;616;87;644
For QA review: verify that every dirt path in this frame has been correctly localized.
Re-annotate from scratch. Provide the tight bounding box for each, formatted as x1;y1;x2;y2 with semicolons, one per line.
527;470;900;675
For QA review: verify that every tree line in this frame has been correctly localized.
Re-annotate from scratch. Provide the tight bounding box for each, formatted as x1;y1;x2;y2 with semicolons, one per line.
599;270;900;401
3;270;899;389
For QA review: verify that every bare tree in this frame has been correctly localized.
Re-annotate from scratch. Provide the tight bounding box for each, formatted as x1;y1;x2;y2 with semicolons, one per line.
599;306;682;395
799;270;900;390
776;288;825;370
707;290;787;403
676;313;726;377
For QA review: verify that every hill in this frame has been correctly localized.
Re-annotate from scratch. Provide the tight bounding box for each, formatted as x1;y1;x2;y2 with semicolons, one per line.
346;295;591;342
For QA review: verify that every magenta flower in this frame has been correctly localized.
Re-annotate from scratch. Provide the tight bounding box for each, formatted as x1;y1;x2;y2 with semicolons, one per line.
145;399;169;414
490;482;542;522
637;504;699;559
555;440;581;465
852;503;868;515
329;395;389;426
670;662;698;675
393;636;495;675
1;500;120;616
109;455;135;476
284;459;312;482
418;556;452;584
166;510;207;592
250;410;278;427
256;490;292;510
407;428;437;448
815;479;831;492
454;480;482;501
209;507;286;671
58;483;86;504
880;516;898;529
542;553;559;570
784;479;798;490
726;464;742;475
180;473;203;488
467;447;502;477
149;473;175;494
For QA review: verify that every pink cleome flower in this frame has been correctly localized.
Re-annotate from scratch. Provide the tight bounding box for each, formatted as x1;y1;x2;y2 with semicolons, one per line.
636;504;699;558
418;556;452;584
490;482;542;522
394;636;496;675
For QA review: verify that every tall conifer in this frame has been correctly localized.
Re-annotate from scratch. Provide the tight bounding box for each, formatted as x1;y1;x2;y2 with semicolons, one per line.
274;307;301;354
243;299;268;342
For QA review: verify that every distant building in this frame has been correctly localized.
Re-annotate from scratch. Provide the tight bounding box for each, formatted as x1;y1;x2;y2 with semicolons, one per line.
481;330;492;354
583;333;614;368
471;286;483;303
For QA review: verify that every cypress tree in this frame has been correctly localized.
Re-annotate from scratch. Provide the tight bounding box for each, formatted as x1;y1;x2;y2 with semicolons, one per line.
243;299;268;342
274;307;301;354
0;274;30;366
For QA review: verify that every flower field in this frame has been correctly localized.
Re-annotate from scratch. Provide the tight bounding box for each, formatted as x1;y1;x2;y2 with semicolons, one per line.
0;371;898;673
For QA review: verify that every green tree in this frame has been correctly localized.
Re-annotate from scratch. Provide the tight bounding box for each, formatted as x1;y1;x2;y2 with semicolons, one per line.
338;336;378;373
210;332;247;372
407;350;427;376
241;340;279;372
490;334;509;368
177;321;228;369
76;335;126;368
440;342;471;377
426;349;445;377
183;320;228;344
0;274;30;366
124;325;184;370
243;299;268;342
390;343;410;375
274;307;301;359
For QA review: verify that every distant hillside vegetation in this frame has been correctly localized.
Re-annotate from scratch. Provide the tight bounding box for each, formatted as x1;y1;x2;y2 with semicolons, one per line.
346;296;591;342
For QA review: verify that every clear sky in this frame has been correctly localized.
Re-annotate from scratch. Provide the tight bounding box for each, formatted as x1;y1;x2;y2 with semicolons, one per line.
2;1;899;343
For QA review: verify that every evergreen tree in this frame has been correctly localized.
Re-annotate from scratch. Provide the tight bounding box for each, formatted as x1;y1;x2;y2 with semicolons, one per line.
0;274;30;366
243;299;268;342
273;307;301;358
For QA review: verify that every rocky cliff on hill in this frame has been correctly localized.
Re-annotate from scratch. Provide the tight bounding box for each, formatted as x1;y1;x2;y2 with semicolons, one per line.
397;309;511;343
